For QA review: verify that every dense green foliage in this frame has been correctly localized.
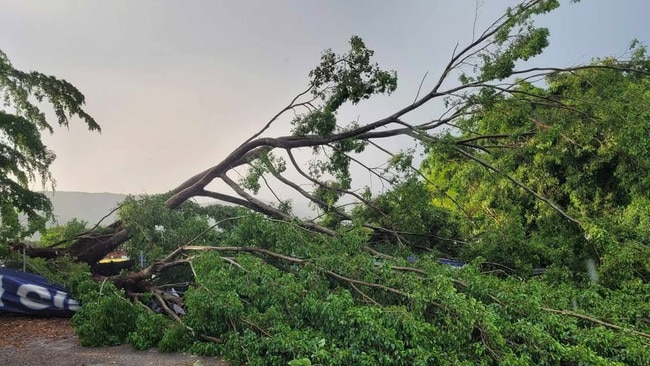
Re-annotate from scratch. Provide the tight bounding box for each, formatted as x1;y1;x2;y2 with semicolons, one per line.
426;48;650;285
352;178;463;255
19;1;648;364
39;218;89;247
117;194;245;267
71;280;141;347
70;212;650;365
0;50;99;243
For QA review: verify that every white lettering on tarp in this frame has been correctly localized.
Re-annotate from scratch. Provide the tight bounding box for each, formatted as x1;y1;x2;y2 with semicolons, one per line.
68;298;80;311
53;290;66;309
0;274;79;312
54;290;80;311
68;300;80;311
17;284;51;310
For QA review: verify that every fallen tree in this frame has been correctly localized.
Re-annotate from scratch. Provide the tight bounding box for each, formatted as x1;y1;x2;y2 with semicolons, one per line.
7;1;650;364
66;212;650;364
19;0;619;263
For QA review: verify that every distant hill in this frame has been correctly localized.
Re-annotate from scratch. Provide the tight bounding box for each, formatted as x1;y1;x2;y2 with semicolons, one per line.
42;191;129;227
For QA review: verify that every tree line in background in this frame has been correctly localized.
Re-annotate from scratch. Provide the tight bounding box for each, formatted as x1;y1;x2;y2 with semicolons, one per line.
2;0;650;364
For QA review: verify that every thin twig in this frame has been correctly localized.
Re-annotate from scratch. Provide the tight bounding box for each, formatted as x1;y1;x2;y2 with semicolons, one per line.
182;245;307;263
221;256;248;272
453;146;580;224
541;307;650;340
45;203;125;248
350;282;382;306
413;71;429;104
363;246;396;260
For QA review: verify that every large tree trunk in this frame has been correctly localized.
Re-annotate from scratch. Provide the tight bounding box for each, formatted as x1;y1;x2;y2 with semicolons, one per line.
15;222;131;266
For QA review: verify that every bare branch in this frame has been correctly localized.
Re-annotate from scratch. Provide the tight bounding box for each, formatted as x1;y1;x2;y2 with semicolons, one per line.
151;289;223;344
541;307;650;341
221;257;249;272
511;64;650;78
326;143;393;186
240;85;315;146
350;282;382;306
45;203;125;249
366;140;475;222
285;149;407;244
456;132;535;145
220;174;336;235
325;270;444;309
197;189;263;210
413;71;429;104
182;245;308;264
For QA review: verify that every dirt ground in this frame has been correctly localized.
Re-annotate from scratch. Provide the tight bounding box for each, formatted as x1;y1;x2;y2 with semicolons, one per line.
0;315;228;366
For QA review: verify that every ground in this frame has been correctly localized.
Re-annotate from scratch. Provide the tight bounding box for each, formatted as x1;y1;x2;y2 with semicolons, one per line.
0;315;228;366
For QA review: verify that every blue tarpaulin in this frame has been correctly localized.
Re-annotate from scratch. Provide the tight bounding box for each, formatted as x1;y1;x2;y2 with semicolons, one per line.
437;258;466;268
0;267;79;317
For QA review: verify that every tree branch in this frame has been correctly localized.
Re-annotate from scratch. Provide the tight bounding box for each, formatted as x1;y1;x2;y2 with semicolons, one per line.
452;146;580;224
182;245;308;264
541;307;650;341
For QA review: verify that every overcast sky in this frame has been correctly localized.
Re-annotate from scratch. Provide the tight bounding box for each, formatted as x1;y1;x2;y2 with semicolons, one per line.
1;0;648;197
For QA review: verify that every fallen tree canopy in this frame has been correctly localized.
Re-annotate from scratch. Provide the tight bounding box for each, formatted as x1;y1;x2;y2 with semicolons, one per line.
13;0;586;263
3;0;650;364
61;211;650;365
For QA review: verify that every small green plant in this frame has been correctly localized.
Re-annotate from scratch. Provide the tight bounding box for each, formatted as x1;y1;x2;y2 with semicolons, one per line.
127;310;172;350
71;281;139;347
158;324;196;353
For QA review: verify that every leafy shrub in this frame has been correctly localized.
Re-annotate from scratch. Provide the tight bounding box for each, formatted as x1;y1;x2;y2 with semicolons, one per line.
127;311;172;350
158;324;196;353
71;281;139;347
